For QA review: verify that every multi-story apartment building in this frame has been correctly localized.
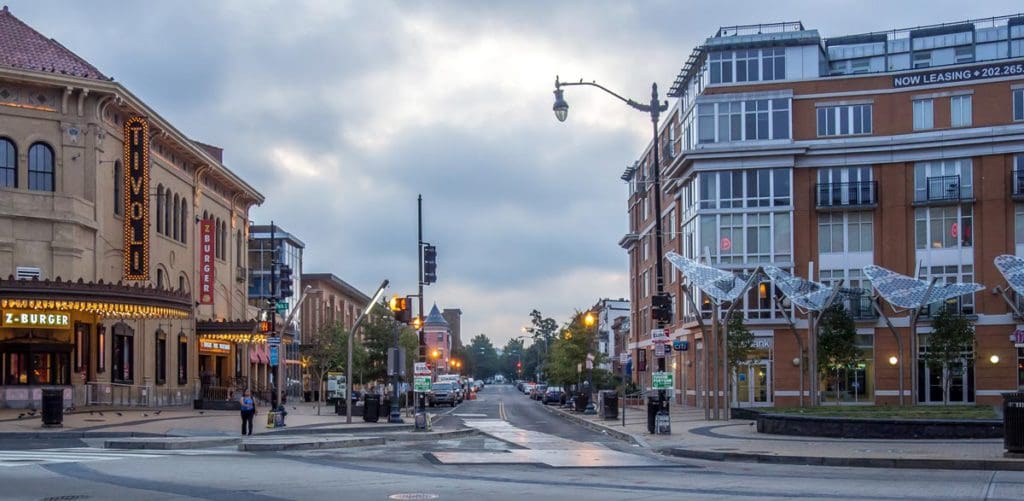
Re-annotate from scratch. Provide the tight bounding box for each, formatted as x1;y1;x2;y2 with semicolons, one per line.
248;224;304;395
0;7;264;408
300;273;371;336
589;298;630;371
622;14;1024;408
442;308;462;349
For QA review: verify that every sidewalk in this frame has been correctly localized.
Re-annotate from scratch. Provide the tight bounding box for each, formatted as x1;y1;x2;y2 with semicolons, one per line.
542;402;1024;471
0;401;425;438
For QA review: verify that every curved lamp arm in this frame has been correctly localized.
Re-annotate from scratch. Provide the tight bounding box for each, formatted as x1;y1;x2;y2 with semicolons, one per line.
553;75;669;122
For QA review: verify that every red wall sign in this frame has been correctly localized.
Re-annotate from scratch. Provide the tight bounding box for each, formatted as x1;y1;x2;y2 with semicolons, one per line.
199;219;215;305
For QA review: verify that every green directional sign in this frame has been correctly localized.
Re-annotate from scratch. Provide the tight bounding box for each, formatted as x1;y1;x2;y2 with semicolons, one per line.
275;302;289;314
651;371;674;390
414;376;432;392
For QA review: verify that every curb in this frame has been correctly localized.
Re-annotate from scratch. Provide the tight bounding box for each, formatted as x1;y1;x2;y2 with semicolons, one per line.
0;431;169;439
382;428;478;442
103;437;240;450
663;447;1024;472
538;403;647;447
264;423;415;435
239;435;385;452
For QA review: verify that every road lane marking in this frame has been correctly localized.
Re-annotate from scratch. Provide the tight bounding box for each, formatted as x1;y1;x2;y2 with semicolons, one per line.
0;447;221;468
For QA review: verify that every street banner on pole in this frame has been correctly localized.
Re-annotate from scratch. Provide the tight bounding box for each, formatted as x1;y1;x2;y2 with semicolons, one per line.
414;376;431;392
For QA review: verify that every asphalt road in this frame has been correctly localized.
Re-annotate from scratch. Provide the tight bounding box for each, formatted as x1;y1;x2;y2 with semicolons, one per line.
0;385;1021;500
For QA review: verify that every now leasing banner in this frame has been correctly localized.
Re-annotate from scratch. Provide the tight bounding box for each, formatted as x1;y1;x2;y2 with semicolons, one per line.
199;219;215;305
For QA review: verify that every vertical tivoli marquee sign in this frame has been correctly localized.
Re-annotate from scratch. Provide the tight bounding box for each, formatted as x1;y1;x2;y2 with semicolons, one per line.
123;116;150;280
199;219;215;305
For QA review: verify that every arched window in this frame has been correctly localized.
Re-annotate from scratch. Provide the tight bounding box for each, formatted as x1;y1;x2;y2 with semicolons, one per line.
179;273;187;293
156;268;164;289
0;138;15;188
28;142;54;191
164;191;172;237
235;229;242;264
112;323;134;384
113;161;123;216
172;194;180;241
180;200;188;244
156;185;164;234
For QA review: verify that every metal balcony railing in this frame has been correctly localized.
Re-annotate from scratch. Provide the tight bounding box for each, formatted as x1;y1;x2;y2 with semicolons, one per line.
815;181;878;208
921;174;963;202
845;293;878;320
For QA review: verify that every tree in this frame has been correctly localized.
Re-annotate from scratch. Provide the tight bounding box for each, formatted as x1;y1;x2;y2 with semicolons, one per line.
528;309;558;358
465;334;499;379
816;303;862;403
544;311;605;389
726;311;755;377
360;303;398;385
300;322;343;415
500;338;526;379
924;303;975;405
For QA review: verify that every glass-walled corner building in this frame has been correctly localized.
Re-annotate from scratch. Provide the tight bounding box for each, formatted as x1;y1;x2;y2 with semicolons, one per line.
622;14;1024;409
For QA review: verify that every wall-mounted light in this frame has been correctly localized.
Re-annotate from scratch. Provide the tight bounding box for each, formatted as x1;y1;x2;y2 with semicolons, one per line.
792;357;801;366
989;354;1000;364
888;356;899;366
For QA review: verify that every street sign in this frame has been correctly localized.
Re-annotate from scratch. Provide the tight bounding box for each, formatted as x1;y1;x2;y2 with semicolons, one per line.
275;302;288;314
651;328;669;344
651;371;674;390
619;352;628;364
267;337;281;345
414;376;432;392
269;345;279;366
414;362;430;375
387;347;406;376
654;343;665;357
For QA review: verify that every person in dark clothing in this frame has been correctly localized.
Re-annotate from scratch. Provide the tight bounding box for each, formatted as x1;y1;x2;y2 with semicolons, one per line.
239;389;256;435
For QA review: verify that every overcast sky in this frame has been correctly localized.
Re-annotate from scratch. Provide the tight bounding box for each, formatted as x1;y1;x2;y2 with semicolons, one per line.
9;0;1022;347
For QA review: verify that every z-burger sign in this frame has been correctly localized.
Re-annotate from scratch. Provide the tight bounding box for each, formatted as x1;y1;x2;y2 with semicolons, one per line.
123;116;150;280
2;310;71;329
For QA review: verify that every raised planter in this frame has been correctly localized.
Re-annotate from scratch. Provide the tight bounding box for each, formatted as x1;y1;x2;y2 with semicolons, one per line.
193;399;241;411
756;412;1003;439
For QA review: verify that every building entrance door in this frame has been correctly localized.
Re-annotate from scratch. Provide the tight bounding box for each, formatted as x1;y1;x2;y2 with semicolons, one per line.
733;361;772;406
917;358;974;404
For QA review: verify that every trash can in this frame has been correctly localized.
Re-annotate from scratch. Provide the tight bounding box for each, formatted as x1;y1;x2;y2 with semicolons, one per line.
574;392;589;412
334;399;344;415
363;394;381;423
601;391;618;420
1004;392;1024;454
646;394;661;434
41;388;63;427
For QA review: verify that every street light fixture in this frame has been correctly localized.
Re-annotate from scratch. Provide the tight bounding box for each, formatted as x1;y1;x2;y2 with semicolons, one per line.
583;311;598;415
552;74;671;415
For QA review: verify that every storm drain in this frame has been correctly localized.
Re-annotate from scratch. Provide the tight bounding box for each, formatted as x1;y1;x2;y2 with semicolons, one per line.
389;494;439;500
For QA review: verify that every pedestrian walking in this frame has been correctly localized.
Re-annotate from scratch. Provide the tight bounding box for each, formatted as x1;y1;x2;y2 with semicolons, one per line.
239;389;256;435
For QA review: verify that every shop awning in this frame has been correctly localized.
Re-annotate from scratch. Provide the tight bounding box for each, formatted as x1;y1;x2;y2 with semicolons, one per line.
197;319;294;345
0;277;191;319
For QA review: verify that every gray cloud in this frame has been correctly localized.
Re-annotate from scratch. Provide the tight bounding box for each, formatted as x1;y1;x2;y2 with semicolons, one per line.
9;0;1023;345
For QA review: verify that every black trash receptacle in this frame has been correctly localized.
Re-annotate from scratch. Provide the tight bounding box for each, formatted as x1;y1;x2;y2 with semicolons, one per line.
646;394;661;434
363;394;381;423
41;388;63;427
1004;392;1024;454
601;391;618;420
574;392;589;412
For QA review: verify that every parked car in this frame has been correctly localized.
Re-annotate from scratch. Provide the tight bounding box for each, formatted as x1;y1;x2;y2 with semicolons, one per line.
522;383;535;395
531;384;548;400
427;382;458;407
542;386;565;405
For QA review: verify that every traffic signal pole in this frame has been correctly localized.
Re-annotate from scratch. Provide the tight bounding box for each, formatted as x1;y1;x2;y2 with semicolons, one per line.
416;195;426;418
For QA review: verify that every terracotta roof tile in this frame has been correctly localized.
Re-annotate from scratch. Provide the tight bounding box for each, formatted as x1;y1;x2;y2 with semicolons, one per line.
0;5;108;80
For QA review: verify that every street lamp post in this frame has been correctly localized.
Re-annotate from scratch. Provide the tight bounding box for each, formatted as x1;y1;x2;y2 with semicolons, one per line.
583;312;597;415
553;75;670;413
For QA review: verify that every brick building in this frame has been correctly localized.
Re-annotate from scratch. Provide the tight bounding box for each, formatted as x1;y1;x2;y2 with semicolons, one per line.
622;14;1024;408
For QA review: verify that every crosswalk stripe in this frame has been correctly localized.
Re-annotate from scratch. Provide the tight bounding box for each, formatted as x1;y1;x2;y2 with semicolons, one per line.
0;447;224;468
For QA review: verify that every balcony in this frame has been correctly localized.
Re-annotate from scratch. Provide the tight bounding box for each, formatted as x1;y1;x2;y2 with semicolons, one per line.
815;181;877;211
1013;169;1024;202
914;174;972;206
843;292;878;320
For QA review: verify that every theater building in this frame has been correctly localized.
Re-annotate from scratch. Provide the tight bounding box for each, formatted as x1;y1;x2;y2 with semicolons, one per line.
0;7;264;408
622;14;1024;408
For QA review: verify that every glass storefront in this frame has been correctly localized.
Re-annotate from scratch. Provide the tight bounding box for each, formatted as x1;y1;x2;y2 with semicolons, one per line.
1;349;70;385
820;332;875;403
1017;347;1023;389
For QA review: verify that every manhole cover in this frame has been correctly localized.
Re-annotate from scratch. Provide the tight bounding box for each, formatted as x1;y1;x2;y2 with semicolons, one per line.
389;494;439;500
40;496;90;501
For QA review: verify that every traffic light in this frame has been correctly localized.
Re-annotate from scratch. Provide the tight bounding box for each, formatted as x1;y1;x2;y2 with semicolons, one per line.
423;244;437;284
651;293;672;323
388;295;412;324
258;320;272;333
516;361;522;370
278;264;294;298
412;316;422;330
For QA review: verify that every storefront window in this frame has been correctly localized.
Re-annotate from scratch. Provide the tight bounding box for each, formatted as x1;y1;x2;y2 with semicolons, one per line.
1;351;69;385
178;335;188;385
112;324;134;384
74;323;89;373
155;332;166;385
97;325;105;373
1018;348;1024;389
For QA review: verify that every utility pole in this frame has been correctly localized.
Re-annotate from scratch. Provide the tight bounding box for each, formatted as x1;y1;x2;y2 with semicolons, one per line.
269;222;278;408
